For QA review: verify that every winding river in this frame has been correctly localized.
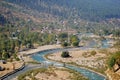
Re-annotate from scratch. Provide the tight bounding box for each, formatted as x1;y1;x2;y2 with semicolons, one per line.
32;47;107;80
2;39;112;80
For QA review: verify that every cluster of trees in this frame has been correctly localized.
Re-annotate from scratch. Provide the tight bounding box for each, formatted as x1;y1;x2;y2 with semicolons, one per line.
0;25;57;60
58;33;68;42
5;0;120;21
58;33;80;47
0;25;15;60
0;24;80;60
70;35;79;47
0;27;81;59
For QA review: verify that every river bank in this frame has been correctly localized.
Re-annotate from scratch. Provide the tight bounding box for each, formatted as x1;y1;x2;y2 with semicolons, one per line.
31;47;107;80
18;44;107;80
19;45;61;55
0;45;61;80
19;45;62;63
17;67;88;80
17;45;90;80
2;44;115;80
46;49;106;70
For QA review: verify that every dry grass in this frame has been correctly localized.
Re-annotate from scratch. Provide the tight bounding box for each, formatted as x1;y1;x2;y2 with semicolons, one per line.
18;67;88;80
106;69;120;80
0;61;23;76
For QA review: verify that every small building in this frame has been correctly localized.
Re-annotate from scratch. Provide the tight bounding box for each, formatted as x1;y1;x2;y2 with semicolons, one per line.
0;66;5;71
0;60;6;64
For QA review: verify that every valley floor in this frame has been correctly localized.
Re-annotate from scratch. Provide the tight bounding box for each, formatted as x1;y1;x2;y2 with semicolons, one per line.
1;44;120;80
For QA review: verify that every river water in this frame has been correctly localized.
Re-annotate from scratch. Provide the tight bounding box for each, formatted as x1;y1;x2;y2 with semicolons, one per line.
31;36;113;80
32;47;107;80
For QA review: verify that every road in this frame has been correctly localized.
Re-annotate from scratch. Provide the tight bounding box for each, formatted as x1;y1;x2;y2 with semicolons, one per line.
4;64;42;80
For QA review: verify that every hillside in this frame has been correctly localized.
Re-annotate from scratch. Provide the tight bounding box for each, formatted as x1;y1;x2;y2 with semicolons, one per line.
0;0;120;33
4;0;120;21
0;14;8;25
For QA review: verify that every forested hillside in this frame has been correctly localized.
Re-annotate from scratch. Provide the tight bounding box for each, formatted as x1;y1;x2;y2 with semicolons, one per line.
0;0;120;33
5;0;120;21
0;14;8;25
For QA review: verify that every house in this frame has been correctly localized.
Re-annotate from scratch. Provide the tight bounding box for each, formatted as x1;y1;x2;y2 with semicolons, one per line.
0;60;6;64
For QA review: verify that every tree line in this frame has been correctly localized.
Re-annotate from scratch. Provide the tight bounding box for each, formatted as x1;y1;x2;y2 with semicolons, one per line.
0;24;80;60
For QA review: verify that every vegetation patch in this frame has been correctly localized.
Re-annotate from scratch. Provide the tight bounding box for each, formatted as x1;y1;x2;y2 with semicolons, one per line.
27;61;41;64
90;50;97;56
107;51;120;72
67;62;107;75
18;67;88;80
18;68;46;80
61;51;70;58
61;42;69;47
82;50;97;58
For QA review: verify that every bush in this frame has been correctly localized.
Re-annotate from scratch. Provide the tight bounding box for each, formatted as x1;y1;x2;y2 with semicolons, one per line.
91;50;97;56
2;50;9;60
61;51;70;58
15;57;20;61
107;51;120;69
108;57;116;69
13;53;20;61
72;41;79;47
13;53;17;58
61;42;68;47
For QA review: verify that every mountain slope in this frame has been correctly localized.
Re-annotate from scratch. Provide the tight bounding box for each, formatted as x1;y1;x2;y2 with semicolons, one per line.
0;14;8;25
4;0;120;21
0;0;120;33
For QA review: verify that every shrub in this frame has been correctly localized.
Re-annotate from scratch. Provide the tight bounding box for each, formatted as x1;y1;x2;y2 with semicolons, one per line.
15;57;20;61
61;42;68;47
108;57;116;69
107;51;120;69
91;50;97;56
72;41;79;47
61;51;70;58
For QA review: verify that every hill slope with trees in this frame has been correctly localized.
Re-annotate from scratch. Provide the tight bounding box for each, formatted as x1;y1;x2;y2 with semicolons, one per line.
4;0;120;21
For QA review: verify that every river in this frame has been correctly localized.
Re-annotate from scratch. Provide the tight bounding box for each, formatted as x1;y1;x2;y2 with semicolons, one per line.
32;48;106;80
32;39;112;80
4;39;110;80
